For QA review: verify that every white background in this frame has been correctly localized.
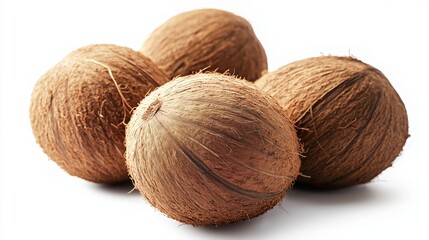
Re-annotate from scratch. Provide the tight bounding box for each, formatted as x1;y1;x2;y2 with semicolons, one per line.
1;0;428;239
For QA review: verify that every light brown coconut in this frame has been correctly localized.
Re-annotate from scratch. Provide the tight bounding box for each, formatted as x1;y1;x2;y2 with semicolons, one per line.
255;56;409;189
126;73;301;225
140;9;267;81
30;44;169;183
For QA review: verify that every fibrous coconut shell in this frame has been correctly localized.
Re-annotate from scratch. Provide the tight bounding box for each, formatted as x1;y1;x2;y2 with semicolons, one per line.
256;56;409;189
30;44;169;183
126;73;300;225
140;9;267;81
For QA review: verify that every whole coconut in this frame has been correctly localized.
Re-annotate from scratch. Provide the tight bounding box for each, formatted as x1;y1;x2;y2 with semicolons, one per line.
140;9;267;81
126;73;300;225
30;44;169;183
255;56;409;189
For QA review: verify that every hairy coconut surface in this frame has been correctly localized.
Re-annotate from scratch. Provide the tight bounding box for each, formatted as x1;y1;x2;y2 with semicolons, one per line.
126;73;300;225
255;56;409;189
30;44;169;183
140;9;267;81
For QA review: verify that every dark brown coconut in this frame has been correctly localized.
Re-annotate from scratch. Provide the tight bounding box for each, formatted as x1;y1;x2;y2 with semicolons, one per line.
126;73;300;225
30;44;169;183
140;9;267;81
255;56;409;189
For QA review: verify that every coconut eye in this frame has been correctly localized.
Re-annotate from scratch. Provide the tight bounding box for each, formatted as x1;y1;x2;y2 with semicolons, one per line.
30;44;169;183
255;56;409;189
125;73;301;225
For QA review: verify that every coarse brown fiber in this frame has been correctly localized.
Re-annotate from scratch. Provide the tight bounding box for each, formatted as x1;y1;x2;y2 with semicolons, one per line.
30;44;169;183
140;9;267;81
255;56;409;189
126;73;301;225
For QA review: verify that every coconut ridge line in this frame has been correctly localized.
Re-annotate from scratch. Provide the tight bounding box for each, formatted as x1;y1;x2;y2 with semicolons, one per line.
297;64;406;187
155;100;300;181
323;67;406;186
257;56;371;124
297;72;383;185
149;104;304;175
255;56;408;188
294;57;398;124
135;72;302;175
126;73;301;225
153;114;284;200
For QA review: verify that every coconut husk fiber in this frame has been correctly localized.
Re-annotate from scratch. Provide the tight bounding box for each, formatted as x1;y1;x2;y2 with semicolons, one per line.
126;73;301;225
255;56;409;189
140;9;267;81
30;44;169;183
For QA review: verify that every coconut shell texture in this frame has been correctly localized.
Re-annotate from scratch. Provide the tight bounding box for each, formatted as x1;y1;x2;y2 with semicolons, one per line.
30;44;169;183
126;73;301;225
255;56;409;189
140;9;267;81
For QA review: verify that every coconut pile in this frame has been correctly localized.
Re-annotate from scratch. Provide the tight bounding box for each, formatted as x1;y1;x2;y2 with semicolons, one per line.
30;9;409;226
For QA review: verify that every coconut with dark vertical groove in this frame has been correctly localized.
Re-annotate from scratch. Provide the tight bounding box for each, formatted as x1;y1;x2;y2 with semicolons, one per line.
126;73;301;225
255;56;409;189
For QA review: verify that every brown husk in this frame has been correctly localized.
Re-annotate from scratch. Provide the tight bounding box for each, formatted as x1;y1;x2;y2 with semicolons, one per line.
30;44;169;183
126;73;300;225
140;9;267;82
255;56;409;189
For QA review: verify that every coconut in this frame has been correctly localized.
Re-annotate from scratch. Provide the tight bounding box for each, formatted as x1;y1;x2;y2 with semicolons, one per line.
140;9;267;81
255;56;409;189
30;44;169;183
126;73;300;225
